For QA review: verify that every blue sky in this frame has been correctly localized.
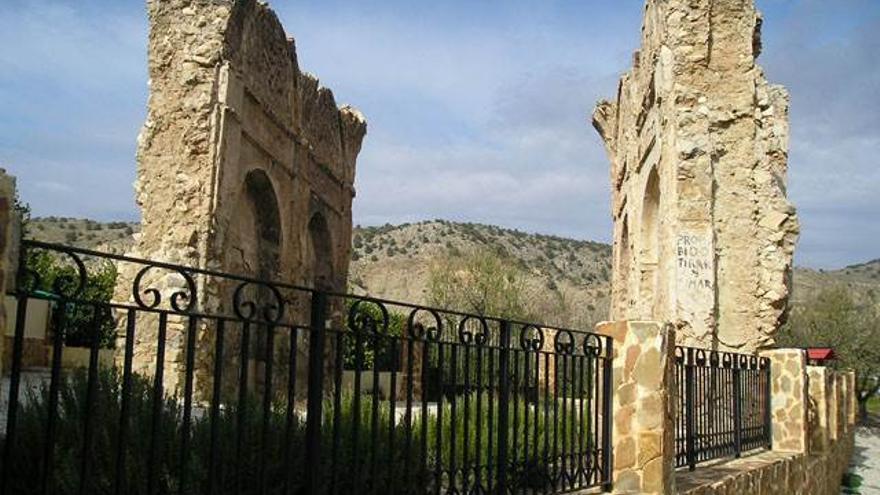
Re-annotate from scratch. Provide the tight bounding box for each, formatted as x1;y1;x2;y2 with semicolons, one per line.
1;0;878;269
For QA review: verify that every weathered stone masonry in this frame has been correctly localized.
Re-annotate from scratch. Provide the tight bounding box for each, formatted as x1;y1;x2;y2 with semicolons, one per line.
118;0;367;394
592;0;799;352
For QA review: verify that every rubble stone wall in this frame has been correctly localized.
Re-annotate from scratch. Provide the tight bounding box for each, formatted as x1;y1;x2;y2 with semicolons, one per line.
117;0;366;395
592;0;798;352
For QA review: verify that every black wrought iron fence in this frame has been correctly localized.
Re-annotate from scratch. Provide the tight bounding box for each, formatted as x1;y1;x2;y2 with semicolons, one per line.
673;346;771;470
0;240;613;494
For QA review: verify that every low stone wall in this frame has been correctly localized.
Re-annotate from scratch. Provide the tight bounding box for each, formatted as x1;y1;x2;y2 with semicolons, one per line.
673;350;855;495
677;431;855;495
594;322;857;495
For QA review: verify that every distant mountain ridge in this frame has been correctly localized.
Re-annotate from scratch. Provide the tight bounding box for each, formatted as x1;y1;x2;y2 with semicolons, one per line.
26;217;880;319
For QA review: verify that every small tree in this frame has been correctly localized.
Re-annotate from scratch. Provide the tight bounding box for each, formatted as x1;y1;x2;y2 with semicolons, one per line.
427;248;533;321
777;287;880;423
25;250;118;348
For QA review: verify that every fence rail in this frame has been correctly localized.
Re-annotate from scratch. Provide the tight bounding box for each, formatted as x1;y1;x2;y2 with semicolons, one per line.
1;240;613;494
673;345;771;470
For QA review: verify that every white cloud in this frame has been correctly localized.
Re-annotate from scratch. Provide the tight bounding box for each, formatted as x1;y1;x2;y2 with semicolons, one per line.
0;0;877;269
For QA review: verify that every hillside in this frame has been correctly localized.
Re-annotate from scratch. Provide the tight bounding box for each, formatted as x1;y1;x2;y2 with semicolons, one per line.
348;220;613;327
26;217;138;255
23;218;880;325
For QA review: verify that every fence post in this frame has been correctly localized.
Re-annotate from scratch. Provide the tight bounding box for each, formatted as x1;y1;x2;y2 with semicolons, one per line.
684;348;696;471
595;321;675;495
304;291;329;495
602;341;614;493
757;348;808;454
732;362;743;458
496;320;512;494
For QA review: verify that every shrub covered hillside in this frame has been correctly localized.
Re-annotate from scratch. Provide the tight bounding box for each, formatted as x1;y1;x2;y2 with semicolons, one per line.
349;221;613;329
27;217;138;254
24;217;880;331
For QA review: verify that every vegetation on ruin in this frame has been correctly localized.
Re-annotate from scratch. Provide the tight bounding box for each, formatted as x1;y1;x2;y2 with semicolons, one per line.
778;287;880;422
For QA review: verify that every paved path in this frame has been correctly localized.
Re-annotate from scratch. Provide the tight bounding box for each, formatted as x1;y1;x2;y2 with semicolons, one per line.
851;426;880;494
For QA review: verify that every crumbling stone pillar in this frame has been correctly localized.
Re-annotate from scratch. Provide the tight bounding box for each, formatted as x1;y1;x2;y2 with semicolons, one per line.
0;170;20;375
596;320;675;494
592;0;798;352
759;348;808;453
117;0;366;396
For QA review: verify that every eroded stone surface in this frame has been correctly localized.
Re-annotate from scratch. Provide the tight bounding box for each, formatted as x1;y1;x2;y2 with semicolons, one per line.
592;0;798;352
116;0;366;395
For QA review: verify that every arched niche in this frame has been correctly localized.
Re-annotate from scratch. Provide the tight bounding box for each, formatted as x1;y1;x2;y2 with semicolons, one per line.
244;169;282;279
241;169;282;371
639;166;661;317
308;212;334;291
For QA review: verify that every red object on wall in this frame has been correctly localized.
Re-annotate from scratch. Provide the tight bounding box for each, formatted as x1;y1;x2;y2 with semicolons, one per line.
806;348;835;364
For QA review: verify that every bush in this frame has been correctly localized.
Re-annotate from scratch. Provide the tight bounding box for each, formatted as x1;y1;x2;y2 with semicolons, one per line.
25;250;118;348
342;300;406;371
1;354;594;494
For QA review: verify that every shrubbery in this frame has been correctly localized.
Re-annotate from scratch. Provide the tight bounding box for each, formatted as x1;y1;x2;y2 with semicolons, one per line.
3;366;589;494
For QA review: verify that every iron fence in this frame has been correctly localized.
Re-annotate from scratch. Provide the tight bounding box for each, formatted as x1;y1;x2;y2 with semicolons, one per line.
0;240;613;494
674;346;771;470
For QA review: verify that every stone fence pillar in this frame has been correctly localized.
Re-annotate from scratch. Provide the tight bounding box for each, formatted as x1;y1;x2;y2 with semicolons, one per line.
835;374;846;440
846;370;857;427
758;348;808;454
595;321;675;495
829;374;840;441
807;365;832;454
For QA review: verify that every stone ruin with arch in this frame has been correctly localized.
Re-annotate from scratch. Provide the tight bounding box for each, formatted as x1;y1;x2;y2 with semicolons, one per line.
0;0;858;494
117;0;366;394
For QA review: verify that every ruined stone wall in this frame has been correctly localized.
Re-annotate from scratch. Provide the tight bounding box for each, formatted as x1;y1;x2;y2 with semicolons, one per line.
0;170;19;374
118;0;366;394
593;0;798;352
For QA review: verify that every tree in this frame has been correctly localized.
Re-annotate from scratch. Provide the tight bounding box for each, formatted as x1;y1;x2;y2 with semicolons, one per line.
25;250;118;348
777;287;880;423
427;248;533;321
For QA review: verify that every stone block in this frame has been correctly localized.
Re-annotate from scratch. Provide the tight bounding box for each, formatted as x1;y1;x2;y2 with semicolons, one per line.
759;348;808;454
596;320;675;494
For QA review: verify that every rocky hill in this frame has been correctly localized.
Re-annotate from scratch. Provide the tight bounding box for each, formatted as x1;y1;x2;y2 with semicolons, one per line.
26;217;138;255
24;217;880;325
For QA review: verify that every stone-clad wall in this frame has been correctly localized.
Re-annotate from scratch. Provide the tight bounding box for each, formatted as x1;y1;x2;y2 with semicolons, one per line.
596;321;857;495
675;350;855;495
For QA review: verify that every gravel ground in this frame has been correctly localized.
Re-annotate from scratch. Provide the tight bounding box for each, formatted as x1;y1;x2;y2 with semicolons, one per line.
851;426;880;494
